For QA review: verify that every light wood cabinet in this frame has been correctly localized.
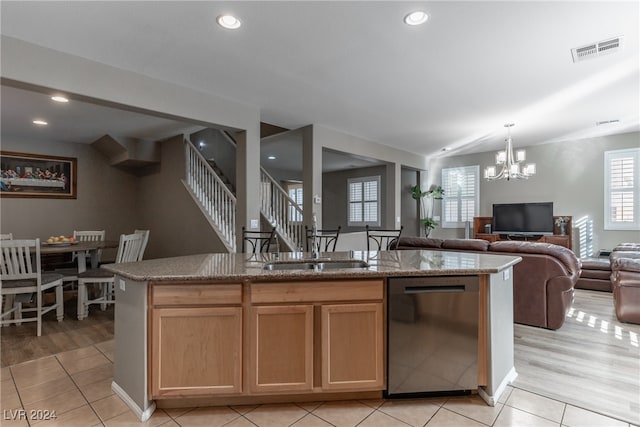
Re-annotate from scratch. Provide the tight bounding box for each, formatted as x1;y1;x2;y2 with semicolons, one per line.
248;279;384;394
249;305;314;393
149;280;384;399
149;283;243;398
321;302;384;390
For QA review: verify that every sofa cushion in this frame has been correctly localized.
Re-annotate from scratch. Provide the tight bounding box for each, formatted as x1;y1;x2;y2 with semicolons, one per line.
613;243;640;252
580;257;611;271
613;257;640;273
440;238;489;251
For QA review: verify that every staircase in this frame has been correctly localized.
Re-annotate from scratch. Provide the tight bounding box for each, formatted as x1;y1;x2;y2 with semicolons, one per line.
183;138;237;252
183;133;305;252
207;159;235;194
260;167;305;251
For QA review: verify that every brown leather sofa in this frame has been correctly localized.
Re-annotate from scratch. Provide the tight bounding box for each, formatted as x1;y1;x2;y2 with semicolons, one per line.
391;237;581;330
610;243;640;324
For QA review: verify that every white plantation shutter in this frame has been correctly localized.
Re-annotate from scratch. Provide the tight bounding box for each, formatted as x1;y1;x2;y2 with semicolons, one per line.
348;176;381;226
287;183;303;222
605;149;640;230
441;166;479;228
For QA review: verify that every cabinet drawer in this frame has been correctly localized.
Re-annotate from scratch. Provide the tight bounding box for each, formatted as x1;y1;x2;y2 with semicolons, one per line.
251;280;383;304
151;283;242;306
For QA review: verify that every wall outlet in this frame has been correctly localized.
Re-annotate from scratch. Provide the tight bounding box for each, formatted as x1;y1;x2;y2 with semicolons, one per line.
250;219;259;229
313;195;322;204
119;279;126;291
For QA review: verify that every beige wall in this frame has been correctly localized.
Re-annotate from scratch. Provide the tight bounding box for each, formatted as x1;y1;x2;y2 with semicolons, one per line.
427;131;640;254
137;136;225;258
0;136;139;260
1;36;261;257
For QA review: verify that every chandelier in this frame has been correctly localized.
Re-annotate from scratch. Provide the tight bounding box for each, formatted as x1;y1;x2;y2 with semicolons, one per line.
484;123;536;180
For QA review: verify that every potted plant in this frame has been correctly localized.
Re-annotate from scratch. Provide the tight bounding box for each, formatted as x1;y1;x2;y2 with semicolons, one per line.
411;185;444;237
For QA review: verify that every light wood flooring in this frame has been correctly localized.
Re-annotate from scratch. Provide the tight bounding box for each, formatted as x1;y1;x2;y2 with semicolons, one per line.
512;289;640;425
1;293;114;367
1;289;638;425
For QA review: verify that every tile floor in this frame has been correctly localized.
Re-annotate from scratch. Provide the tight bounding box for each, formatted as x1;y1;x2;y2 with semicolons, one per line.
0;340;636;427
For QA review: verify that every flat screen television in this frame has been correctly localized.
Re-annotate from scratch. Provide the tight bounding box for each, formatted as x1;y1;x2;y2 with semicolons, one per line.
492;202;554;235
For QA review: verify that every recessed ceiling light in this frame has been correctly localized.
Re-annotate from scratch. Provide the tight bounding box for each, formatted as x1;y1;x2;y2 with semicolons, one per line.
267;155;276;160
404;11;428;26
32;119;48;126
217;14;241;30
51;95;69;103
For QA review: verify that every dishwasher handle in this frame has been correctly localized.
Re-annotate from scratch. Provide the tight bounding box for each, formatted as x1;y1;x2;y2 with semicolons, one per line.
404;285;466;294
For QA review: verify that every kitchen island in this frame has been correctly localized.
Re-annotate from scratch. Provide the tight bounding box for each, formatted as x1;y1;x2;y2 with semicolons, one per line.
103;249;521;421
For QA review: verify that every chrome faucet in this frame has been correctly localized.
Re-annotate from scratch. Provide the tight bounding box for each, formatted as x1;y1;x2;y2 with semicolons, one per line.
311;212;319;259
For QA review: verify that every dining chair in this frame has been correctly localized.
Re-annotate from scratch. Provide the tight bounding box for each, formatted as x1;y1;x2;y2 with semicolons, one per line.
305;225;341;252
366;225;403;251
76;232;145;320
134;229;150;261
242;227;276;253
0;239;64;336
57;230;106;286
0;232;14;324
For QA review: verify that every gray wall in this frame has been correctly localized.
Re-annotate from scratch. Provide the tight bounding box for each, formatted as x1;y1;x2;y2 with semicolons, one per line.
322;165;388;233
427;131;640;253
401;168;420;236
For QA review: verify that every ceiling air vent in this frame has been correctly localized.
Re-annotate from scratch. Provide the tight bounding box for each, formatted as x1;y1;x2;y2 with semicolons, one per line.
571;36;623;63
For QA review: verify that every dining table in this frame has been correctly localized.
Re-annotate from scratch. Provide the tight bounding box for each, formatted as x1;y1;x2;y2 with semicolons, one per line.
40;240;119;273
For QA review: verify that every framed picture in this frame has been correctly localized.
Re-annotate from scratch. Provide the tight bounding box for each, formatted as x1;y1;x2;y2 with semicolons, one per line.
0;151;77;199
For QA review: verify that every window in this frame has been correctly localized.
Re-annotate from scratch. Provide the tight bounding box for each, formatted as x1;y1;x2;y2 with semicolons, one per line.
605;148;640;230
286;182;303;223
441;165;479;228
348;176;381;226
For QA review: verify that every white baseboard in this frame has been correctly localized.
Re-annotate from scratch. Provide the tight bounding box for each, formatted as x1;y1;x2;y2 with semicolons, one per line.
478;367;518;406
111;381;156;422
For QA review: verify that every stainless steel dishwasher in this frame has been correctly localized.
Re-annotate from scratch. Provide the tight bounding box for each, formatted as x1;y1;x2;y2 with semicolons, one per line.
386;276;479;397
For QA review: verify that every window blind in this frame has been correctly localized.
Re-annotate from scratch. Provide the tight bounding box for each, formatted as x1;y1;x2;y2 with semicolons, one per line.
348;176;381;226
441;165;479;228
605;148;639;230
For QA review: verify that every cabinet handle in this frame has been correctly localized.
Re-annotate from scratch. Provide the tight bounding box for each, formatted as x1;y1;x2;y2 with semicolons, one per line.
404;285;465;294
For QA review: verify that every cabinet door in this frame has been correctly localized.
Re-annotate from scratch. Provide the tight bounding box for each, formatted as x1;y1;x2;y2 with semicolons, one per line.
249;305;314;393
151;306;242;397
321;303;384;391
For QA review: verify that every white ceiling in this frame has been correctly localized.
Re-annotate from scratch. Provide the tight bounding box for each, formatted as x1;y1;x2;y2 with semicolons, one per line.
1;1;638;161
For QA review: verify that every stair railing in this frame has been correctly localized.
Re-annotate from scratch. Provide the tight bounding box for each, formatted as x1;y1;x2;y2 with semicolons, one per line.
184;139;236;252
260;167;304;250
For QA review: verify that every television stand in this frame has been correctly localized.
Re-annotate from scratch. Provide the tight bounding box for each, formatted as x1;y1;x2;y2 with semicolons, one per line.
473;216;573;250
501;234;545;241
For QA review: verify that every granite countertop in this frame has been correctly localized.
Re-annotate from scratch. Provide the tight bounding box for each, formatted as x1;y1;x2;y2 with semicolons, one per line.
101;250;522;282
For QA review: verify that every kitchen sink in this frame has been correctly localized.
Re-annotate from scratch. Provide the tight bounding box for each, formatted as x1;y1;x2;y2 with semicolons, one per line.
263;260;369;271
